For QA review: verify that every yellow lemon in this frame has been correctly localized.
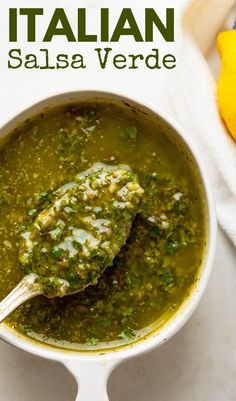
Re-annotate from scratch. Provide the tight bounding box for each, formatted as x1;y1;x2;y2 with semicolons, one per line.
217;30;236;140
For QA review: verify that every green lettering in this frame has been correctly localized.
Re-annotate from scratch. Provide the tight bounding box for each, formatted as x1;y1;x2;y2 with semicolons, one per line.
145;8;174;42
95;48;112;69
71;54;86;69
25;53;39;69
44;9;76;42
78;9;97;42
56;54;69;69
39;49;55;69
101;9;109;42
9;9;17;42
128;54;144;69
111;9;143;42
163;54;176;69
8;49;22;69
113;54;127;69
145;49;161;69
20;8;44;42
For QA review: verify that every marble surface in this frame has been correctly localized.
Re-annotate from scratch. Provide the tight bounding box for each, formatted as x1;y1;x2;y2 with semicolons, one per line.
0;229;235;401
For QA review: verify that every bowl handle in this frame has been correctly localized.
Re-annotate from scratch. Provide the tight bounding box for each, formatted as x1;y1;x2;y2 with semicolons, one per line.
64;360;119;401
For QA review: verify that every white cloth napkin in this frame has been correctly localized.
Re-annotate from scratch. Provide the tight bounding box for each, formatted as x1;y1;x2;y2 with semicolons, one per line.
170;0;236;246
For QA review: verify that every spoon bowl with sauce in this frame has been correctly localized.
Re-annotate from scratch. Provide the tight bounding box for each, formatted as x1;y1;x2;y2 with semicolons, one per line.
0;163;144;322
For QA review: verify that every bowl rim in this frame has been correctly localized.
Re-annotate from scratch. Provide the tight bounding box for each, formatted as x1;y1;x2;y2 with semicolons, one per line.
0;88;217;364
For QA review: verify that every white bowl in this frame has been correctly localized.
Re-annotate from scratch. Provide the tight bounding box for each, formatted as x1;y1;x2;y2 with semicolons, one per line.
0;89;217;401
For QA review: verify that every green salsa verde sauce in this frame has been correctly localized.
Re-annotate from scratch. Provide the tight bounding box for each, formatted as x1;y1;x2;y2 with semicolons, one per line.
19;164;144;297
0;101;206;350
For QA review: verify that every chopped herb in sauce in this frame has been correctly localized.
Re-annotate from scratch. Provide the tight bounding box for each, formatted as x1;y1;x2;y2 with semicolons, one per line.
19;164;143;297
0;102;206;350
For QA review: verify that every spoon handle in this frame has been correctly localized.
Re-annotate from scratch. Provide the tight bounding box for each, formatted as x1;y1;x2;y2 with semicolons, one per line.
0;277;40;323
